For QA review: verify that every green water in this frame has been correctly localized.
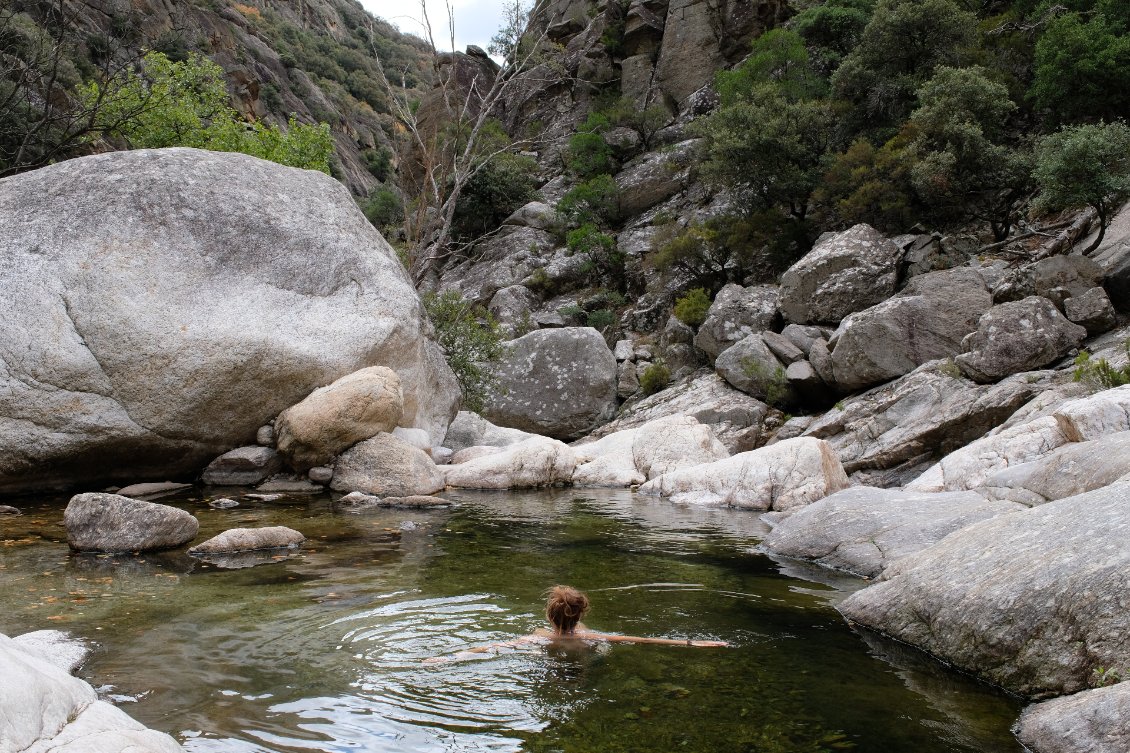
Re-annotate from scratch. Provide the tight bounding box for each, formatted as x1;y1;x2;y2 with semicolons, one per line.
0;489;1024;752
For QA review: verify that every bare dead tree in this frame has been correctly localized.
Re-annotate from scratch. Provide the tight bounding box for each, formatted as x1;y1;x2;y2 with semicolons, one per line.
364;0;569;283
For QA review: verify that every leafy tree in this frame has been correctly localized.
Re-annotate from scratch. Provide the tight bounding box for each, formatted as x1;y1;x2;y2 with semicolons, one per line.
566;223;625;290
715;29;826;104
831;0;978;129
1029;10;1130;124
565;113;614;178
423;291;509;413
87;52;333;172
557;174;620;228
363;186;404;229
815;132;918;232
907;66;1031;239
1034;120;1130;253
792;0;875;73
451;151;538;240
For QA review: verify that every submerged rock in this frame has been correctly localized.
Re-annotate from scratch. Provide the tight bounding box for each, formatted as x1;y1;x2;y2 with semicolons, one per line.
115;481;192;498
330;433;445;497
64;493;198;553
638;437;849;512
0;148;458;494
1015;683;1130;753
762;487;1022;579
0;632;185;752
839;482;1130;697
275;366;404;472
188;526;305;554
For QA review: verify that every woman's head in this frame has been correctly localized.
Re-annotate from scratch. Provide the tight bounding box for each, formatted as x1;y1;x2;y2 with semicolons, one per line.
545;585;590;634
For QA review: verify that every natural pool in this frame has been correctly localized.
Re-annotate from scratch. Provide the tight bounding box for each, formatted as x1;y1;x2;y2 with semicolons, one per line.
0;489;1024;752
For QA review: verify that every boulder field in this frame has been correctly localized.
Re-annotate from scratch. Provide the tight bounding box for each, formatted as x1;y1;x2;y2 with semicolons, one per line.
0;148;459;494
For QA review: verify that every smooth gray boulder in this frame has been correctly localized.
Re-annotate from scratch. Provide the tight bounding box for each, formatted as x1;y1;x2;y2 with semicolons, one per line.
442;436;578;489
64;493;198;553
442;411;533;452
638;437;849;512
762;486;1022;579
977;431;1130;505
201;445;282;486
956;296;1087;383
615;140;693;216
275;366;404;472
1015;683;1130;753
585;372;772;453
829;268;993;391
12;630;89;675
714;334;793;404
839;482;1130;697
778;224;902;325
693;284;780;360
804;361;1055;475
189;526;305;554
0;632;185;753
482;327;617;440
330;433;445;497
909;384;1130;493
572;415;729;487
0;148;458;494
1064;287;1117;335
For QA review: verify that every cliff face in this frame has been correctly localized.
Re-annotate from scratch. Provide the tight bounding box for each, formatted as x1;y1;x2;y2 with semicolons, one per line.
25;0;432;195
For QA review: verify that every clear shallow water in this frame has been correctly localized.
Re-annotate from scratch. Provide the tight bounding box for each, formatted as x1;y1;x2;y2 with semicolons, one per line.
0;489;1024;752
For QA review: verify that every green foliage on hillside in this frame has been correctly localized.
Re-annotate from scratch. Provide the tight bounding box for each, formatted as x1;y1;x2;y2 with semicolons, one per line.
423;291;509;413
88;52;333;172
452;151;539;241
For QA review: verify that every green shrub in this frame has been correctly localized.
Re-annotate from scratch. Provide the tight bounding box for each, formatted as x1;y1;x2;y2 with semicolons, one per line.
422;291;509;413
586;308;616;330
741;358;791;407
362;147;392;181
566;223;625;289
363;187;404;229
557;174;620;228
565;113;614;178
452;152;539;240
639;363;671;395
673;288;711;327
1072;347;1130;391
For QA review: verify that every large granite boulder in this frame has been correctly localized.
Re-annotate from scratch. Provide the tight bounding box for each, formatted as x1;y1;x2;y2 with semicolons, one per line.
693;284;780;360
955;297;1088;383
615;140;693;216
804;361;1057;475
0;632;185;753
1064;287;1117;335
329;433;445;497
829;267;993;391
1016;683;1130;753
482;327;617;440
714;334;794;405
64;493;198;553
977;431;1130;505
189;526;305;554
572;415;728;486
638;437;849;511
0;148;458;494
839;482;1130;697
275;366;404;472
762;487;1022;579
778;224;902;325
585;372;772;453
442;436;578;489
909;384;1130;493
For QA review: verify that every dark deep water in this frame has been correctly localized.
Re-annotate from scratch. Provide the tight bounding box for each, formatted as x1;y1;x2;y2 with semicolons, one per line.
0;488;1024;752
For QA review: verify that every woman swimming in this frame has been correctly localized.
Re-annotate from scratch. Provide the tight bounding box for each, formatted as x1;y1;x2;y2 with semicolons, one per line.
425;585;727;663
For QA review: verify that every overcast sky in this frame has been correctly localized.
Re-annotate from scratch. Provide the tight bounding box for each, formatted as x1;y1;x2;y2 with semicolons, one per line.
357;0;507;53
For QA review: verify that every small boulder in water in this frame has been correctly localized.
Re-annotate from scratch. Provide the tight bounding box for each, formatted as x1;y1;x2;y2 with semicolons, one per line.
308;466;334;484
188;526;305;554
64;493;199;553
208;498;240;509
202;446;282;486
116;481;192;498
0;505;20;515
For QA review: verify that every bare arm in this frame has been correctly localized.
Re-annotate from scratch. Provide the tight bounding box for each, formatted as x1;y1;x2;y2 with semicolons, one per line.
577;631;727;647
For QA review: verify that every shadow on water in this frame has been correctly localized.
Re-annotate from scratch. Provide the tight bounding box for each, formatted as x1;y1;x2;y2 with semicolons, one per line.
0;488;1024;752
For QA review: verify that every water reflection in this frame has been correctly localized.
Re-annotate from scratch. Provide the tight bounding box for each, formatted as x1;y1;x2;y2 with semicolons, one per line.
0;488;1024;753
